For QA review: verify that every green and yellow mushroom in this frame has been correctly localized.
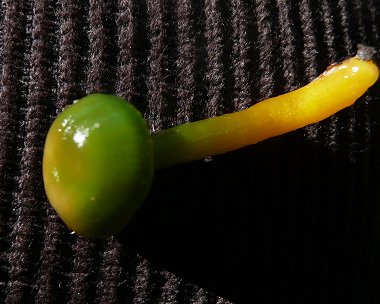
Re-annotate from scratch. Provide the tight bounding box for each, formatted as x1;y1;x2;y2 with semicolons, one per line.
43;47;379;238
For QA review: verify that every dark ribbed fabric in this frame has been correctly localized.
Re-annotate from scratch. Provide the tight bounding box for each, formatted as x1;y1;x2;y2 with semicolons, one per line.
1;0;380;303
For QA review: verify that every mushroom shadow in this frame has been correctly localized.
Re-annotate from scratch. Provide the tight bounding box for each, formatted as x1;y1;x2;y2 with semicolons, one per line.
117;130;379;303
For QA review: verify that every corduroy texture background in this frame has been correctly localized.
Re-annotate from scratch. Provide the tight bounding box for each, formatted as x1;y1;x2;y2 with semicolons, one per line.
1;0;380;303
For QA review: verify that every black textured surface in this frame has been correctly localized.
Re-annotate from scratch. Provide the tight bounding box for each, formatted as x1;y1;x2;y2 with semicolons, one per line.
1;0;380;303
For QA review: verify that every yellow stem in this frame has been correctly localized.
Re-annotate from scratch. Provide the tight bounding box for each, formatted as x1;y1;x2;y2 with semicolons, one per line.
153;55;379;170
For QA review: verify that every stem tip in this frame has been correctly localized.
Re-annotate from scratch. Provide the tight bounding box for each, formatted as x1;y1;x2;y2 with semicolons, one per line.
356;45;377;61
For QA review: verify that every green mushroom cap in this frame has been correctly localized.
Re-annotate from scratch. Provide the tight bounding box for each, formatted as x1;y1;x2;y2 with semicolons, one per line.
43;94;153;238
